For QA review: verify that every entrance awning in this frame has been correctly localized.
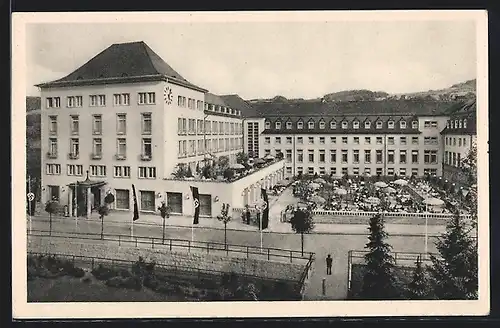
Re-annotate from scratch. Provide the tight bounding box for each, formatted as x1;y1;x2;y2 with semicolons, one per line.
67;171;107;188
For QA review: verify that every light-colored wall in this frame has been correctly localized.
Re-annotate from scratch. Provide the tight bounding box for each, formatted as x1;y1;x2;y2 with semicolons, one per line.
443;133;475;166
243;118;265;158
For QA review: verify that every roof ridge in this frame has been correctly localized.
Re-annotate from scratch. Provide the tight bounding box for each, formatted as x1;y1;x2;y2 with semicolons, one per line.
140;41;163;76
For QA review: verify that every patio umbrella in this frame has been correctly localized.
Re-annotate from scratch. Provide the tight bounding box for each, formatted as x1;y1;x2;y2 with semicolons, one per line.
366;196;381;204
229;163;245;170
423;197;445;206
310;195;326;204
384;187;396;194
334;188;348;196
374;181;388;188
309;182;321;189
254;158;266;165
314;178;326;184
263;154;275;160
394;179;408;186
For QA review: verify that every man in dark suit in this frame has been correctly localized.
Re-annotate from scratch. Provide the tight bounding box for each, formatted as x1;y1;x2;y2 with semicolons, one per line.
326;254;333;275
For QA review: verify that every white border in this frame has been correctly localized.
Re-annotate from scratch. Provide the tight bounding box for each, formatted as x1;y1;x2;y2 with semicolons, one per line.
12;10;489;318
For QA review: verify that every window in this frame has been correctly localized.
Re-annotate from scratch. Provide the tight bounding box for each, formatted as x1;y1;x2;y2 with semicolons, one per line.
116;138;126;158
286;137;292;144
46;164;61;175
49;116;57;135
70;138;79;157
117;114;127;134
297;121;303;129
412;137;419;145
399;150;407;164
90;165;106;177
365;121;371;129
46;97;61;108
453;137;457;146
264;149;271;156
319;167;326;175
319;137;325;144
142;138;152;158
197;119;204;134
341;150;348;163
330;121;337;129
342;167;348;176
353;137;359;144
388;137;394;145
342;137;348;144
388;121;394;129
275;121;281;129
459;120;462;128
412;121;418;129
205;120;211;134
342;121;348;129
400;137;407;145
364;150;371;163
319;121;325;129
376;137;382;145
353;167;359;176
376;150;383;163
411;168;419;176
67;164;83;176
212;121;218;134
330;167;337;175
330;150;337;163
70;115;79;135
138;167;156;179
92;138;102;158
297;137;303;144
376;121;383;129
196;100;204;111
364;137;371;144
424;150;438;164
308;121;314;129
412;150;419;164
114;166;131;178
177;96;186;107
457;153;461;167
387;168;394;175
91;115;102;135
286;167;292;174
364;168;371;175
424;121;431;128
297;149;304;163
330;136;336;144
286;149;292;162
308;137;314;144
463;119;468;128
275;137;281;144
67;96;83;108
286;121;292;129
447;120;450;129
387;150;395;164
48;138;58;156
353;121;359;129
265;121;270;129
140;191;155;211
264;137;270;144
353;150;359;163
319;150;325;163
167;192;183;214
308;150;314;162
187;98;195;109
90;95;106;107
308;167;315;175
297;167;303;175
400;121;407;129
115;189;130;210
113;93;130;106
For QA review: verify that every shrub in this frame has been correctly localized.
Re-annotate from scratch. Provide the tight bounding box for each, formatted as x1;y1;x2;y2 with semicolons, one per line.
81;276;92;284
105;276;124;288
91;264;120;281
68;266;85;278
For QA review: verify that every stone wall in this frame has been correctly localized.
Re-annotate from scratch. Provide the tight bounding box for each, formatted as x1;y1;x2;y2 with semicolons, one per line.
28;237;306;282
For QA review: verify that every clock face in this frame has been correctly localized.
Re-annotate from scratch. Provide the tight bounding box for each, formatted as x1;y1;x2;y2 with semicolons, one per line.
163;86;173;105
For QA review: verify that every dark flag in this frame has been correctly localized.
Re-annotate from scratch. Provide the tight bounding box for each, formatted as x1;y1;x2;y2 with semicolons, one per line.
132;184;139;221
261;188;269;230
190;186;200;225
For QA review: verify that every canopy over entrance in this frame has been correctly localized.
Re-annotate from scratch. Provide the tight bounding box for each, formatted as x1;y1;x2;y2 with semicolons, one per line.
67;170;107;188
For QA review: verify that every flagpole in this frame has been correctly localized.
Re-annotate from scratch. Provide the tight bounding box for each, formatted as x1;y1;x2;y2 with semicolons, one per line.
75;182;78;231
28;175;32;236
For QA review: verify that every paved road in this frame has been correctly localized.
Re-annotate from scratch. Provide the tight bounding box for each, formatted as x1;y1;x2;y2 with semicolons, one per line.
28;216;438;300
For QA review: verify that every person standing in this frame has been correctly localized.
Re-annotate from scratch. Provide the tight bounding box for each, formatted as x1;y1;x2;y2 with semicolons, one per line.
326;254;333;275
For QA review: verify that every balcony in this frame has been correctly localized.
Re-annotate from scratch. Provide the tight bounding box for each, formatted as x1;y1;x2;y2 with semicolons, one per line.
68;153;79;160
115;154;127;161
46;151;58;159
140;154;152;161
91;153;102;160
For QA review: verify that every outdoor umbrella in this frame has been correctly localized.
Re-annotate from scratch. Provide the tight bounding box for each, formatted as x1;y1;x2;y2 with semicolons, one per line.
309;182;321;189
314;178;326;184
334;188;348;196
254;158;266;165
423;197;445;206
263;154;275;160
374;181;388;188
384;187;397;194
310;195;326;204
366;196;381;204
229;163;245;170
394;179;408;186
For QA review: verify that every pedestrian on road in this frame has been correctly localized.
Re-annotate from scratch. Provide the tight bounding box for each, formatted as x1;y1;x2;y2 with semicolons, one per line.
326;254;332;275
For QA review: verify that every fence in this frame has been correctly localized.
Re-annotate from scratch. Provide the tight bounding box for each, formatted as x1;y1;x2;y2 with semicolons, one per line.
312;210;471;221
28;229;314;264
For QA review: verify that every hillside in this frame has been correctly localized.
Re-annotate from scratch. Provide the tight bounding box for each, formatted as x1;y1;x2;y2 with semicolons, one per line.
323;90;389;102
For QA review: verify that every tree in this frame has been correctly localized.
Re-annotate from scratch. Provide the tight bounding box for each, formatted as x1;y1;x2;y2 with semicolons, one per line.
98;205;109;240
289;207;315;256
104;192;115;205
223;168;235;181
172;163;188;179
186;165;193;178
461;141;477;186
217;156;230;174
406;255;431;299
360;213;399;299
236;151;249;165
217;203;231;250
157;201;171;244
276;151;284;160
44;200;59;236
428;211;478;300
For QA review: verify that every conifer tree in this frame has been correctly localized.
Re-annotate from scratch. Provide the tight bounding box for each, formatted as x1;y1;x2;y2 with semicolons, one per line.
360;213;399;299
406;255;431;299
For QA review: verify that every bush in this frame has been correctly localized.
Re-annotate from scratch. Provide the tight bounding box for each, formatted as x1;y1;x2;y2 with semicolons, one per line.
105;276;125;288
68;266;85;278
91;264;120;281
81;276;92;284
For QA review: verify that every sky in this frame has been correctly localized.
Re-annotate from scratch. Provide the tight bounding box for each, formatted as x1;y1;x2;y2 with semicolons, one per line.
25;19;477;99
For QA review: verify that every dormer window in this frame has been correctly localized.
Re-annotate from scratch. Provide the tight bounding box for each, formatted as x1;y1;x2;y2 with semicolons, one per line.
297;121;303;129
455;120;458;128
376;121;383;129
463;119;468;128
286;121;292;129
388;121;395;129
275;121;281;129
412;121;418;129
308;121;314;129
319;121;325;129
265;121;270;129
459;120;462;128
353;121;359;129
365;121;371;129
447;120;450;128
330;121;336;129
341;121;348;129
400;121;406;129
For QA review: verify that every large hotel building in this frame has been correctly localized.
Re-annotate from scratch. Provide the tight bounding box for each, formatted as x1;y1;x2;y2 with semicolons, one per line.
36;41;476;219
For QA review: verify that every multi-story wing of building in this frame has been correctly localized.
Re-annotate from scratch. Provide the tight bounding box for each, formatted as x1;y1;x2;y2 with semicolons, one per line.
37;41;285;219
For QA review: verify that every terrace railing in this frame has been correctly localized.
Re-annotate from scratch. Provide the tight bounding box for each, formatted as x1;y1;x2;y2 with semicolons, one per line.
312;210;471;221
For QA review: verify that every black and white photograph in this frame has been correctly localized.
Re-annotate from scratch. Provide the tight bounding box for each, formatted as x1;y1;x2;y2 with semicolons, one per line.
12;10;489;318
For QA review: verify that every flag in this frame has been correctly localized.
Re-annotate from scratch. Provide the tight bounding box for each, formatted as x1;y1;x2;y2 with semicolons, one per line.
132;184;139;221
261;188;269;230
190;186;200;225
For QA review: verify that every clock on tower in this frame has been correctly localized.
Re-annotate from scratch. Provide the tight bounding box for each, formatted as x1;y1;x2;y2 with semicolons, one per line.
163;86;173;105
